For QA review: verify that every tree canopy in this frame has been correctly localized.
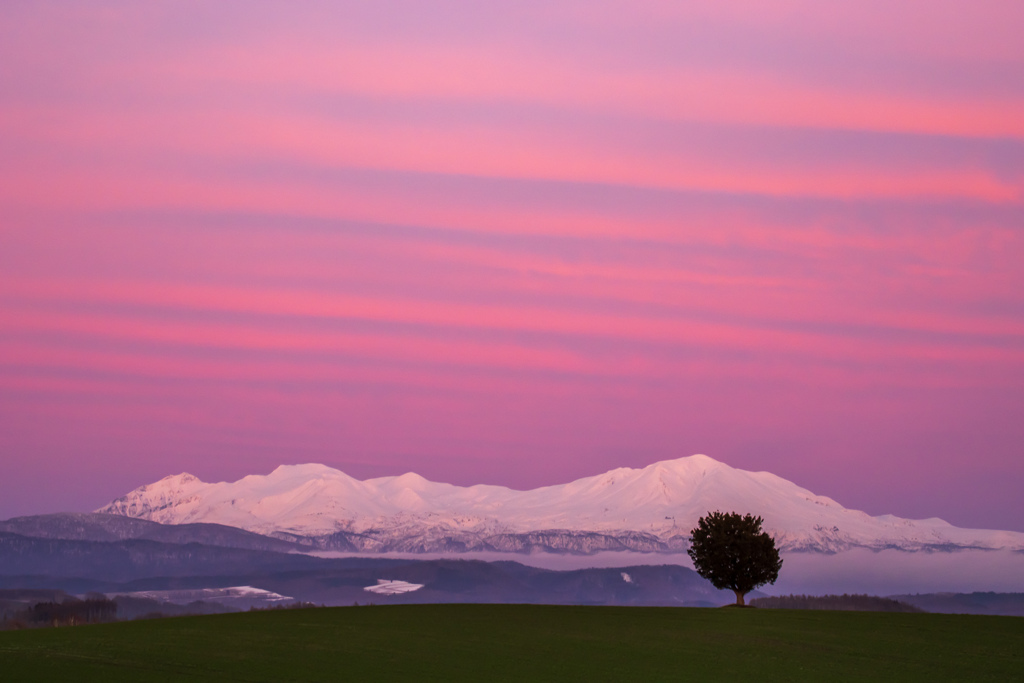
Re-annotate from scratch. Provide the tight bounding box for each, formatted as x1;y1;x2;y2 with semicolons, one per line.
687;511;783;606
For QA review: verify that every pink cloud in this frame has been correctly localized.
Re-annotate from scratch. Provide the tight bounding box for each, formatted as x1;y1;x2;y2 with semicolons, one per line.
1;1;1022;530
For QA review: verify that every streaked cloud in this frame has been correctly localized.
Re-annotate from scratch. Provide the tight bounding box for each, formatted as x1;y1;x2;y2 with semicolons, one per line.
1;0;1022;529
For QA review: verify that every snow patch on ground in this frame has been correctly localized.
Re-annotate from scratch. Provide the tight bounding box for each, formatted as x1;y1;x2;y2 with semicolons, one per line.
363;580;425;595
109;585;293;607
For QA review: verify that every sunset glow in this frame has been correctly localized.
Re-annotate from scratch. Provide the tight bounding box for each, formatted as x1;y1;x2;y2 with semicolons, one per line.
1;1;1022;531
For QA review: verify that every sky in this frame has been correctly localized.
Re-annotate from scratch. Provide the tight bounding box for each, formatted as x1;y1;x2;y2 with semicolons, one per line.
1;1;1023;531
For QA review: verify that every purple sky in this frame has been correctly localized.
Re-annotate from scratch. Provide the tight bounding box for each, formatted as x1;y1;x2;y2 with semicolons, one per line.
1;1;1023;530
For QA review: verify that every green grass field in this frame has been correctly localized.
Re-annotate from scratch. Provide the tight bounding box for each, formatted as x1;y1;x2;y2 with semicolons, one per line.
1;605;1021;682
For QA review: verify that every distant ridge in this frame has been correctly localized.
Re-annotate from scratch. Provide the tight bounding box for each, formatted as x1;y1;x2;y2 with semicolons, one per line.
96;455;1024;555
0;513;301;552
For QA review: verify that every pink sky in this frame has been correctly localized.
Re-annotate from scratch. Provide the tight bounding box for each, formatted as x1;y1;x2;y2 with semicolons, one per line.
1;1;1023;530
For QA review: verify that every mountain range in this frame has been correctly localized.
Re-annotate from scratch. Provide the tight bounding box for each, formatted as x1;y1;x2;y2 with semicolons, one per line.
94;454;1024;554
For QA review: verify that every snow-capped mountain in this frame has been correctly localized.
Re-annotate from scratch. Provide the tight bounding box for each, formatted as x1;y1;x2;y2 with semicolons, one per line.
97;454;1024;554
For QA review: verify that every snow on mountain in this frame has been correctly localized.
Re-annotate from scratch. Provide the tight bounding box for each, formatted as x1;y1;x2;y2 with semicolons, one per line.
97;454;1024;554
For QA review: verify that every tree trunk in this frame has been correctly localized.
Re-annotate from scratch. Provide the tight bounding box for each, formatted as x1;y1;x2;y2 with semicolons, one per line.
733;590;746;606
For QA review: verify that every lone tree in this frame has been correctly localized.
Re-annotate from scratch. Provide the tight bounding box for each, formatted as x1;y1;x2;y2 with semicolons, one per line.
687;511;783;606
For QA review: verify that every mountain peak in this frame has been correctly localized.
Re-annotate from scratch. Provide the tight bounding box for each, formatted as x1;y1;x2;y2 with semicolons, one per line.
268;463;344;478
662;453;723;469
683;453;721;466
637;454;725;481
97;455;1024;553
147;472;203;490
392;472;429;487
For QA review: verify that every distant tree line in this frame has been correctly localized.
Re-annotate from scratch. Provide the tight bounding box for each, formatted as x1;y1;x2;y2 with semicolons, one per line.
248;601;320;611
889;592;1024;616
1;594;118;629
1;592;321;630
749;594;923;613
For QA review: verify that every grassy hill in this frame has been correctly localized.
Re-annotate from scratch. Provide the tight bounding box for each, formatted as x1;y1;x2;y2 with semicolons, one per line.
1;604;1021;681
